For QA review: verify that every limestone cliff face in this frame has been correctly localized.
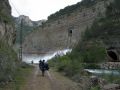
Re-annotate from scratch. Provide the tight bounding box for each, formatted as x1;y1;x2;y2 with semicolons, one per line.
14;15;46;44
23;0;113;53
0;0;16;45
14;15;46;27
0;0;18;83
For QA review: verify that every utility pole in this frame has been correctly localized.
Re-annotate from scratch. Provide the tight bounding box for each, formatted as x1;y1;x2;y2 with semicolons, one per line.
19;18;23;61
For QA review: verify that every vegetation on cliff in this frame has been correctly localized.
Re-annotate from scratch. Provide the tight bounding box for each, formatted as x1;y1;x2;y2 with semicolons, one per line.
83;0;120;44
0;40;18;83
0;40;33;89
0;0;19;86
48;0;120;82
48;0;102;21
0;0;13;24
0;31;33;89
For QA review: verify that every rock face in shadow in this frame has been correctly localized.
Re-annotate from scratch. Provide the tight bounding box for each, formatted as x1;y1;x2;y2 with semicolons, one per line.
23;0;113;54
0;0;18;83
0;0;16;45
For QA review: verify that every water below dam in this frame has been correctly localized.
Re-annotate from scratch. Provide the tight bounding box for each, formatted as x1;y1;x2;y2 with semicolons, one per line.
85;69;120;76
22;49;72;63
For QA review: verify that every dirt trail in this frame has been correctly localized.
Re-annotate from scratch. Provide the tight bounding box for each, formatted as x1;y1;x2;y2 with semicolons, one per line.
22;64;80;90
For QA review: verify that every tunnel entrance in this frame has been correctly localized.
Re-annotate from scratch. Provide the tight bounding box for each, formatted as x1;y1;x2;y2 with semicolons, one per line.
106;47;119;62
107;51;118;62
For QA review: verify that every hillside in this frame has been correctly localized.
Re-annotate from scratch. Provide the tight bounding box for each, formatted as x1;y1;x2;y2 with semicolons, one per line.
23;0;113;54
48;0;120;89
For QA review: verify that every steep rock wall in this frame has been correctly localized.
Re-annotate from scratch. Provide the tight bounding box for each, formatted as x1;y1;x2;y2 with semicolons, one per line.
0;0;17;83
23;0;113;54
0;0;16;45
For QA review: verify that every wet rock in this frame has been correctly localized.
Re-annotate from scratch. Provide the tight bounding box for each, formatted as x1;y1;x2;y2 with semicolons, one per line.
99;78;108;88
90;76;99;86
76;76;91;90
71;74;82;83
102;84;120;90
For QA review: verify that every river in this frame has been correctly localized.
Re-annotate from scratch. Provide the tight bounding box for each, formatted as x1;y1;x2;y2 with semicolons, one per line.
85;69;120;76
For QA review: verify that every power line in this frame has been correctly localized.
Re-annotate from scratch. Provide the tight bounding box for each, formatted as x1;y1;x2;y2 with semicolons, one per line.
9;0;23;61
9;0;21;15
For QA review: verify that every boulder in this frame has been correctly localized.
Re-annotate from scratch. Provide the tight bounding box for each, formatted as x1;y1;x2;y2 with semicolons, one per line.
102;84;120;90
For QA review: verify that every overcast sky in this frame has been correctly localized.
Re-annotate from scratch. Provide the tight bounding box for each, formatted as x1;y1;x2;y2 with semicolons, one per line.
9;0;81;21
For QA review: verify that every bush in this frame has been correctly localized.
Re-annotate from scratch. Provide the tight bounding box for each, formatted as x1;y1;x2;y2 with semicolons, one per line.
0;40;18;83
83;63;100;69
90;85;100;90
20;62;32;68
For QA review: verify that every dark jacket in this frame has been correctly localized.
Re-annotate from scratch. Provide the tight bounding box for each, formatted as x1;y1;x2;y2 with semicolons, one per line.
39;61;49;71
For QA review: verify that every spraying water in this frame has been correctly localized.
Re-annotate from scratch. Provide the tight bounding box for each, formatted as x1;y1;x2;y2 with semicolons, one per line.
22;49;72;63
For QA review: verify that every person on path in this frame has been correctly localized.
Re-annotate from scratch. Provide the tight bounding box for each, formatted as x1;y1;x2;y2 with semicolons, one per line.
39;60;49;76
31;60;34;64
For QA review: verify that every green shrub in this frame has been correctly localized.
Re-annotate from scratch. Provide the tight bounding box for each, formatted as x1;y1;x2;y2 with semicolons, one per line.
48;0;97;21
83;63;100;69
90;85;100;90
0;40;18;83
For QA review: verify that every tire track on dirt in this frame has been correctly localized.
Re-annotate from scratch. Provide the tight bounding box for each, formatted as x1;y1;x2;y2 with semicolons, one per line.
23;64;80;90
46;71;61;90
22;64;52;90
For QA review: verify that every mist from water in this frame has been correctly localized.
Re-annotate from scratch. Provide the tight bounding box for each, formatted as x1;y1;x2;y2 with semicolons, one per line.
22;49;72;63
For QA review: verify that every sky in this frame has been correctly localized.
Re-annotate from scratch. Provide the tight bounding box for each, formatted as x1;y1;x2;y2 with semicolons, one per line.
9;0;81;21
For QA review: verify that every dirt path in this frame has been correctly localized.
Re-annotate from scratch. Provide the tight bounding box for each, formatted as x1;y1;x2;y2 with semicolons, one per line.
22;64;81;90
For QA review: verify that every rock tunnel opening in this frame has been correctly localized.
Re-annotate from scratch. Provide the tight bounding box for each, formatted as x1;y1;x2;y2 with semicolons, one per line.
107;50;118;62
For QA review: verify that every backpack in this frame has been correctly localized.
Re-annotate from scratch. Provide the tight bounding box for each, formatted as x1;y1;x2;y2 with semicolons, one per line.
45;63;49;70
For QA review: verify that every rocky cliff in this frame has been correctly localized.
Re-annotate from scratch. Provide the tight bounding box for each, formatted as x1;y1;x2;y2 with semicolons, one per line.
14;15;46;27
0;0;17;83
23;0;113;54
14;15;46;43
0;0;16;45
